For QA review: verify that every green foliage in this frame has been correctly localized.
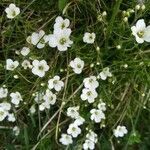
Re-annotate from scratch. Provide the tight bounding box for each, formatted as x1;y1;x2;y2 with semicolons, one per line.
58;0;68;11
0;0;150;149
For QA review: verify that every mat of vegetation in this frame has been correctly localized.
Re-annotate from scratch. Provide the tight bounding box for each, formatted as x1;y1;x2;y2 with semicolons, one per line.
0;0;150;149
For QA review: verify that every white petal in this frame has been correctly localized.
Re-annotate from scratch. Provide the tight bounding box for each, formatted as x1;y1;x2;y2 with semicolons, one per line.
48;35;57;48
136;19;146;31
99;72;107;80
143;26;150;42
31;33;39;45
135;35;144;44
55;16;63;23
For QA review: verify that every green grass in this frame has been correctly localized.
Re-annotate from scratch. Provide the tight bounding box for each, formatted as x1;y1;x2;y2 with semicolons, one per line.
0;0;150;149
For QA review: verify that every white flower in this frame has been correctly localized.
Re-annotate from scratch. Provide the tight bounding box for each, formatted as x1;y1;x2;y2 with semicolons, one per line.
83;140;95;150
0;87;8;98
113;125;128;138
10;92;23;106
74;116;85;126
83;32;96;44
86;130;98;143
39;102;50;111
59;133;73;145
81;88;98;103
7;113;16;122
31;30;48;49
32;60;49;77
67;106;79;119
30;105;36;114
69;58;84;74
6;59;19;71
36;89;56;111
131;19;150;43
5;3;20;19
54;16;70;31
83;76;99;90
0;107;8;121
67;123;81;138
43;89;56;105
48;76;64;92
0;102;11;111
48;28;73;51
20;47;30;56
34;92;44;103
90;109;105;123
98;67;112;80
98;102;106;111
13;126;20;136
21;60;32;69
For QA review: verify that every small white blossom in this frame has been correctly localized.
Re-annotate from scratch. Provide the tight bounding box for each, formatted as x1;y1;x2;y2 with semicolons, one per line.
113;125;128;138
0;102;11;111
36;89;56;111
83;32;96;44
20;47;30;56
21;60;32;69
43;89;56;105
5;3;20;19
48;76;64;92
67;106;80;119
32;60;49;77
83;139;95;150
30;105;36;114
98;67;112;80
39;102;50;111
6;59;19;71
48;28;73;51
10;92;23;106
69;58;84;74
90;109;105;123
7;113;16;122
86;130;98;143
0;87;8;99
13;126;20;136
31;30;48;49
81;88;98;103
83;76;99;90
98;102;106;111
74;116;85;126
131;19;150;43
59;133;73;145
34;92;44;103
67;123;81;138
54;16;70;31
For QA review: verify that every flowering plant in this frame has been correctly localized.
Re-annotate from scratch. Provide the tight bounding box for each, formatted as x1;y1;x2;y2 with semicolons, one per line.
1;0;150;149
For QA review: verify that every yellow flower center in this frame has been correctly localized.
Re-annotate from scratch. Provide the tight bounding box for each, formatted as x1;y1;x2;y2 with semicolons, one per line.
87;91;92;96
137;31;144;38
77;64;81;68
72;127;76;131
38;65;44;70
61;23;65;29
59;38;66;45
12;10;16;16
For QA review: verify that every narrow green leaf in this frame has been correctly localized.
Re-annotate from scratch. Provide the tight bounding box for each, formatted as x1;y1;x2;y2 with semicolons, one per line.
24;126;29;150
58;0;68;11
